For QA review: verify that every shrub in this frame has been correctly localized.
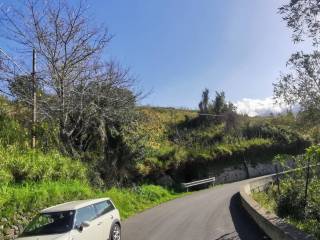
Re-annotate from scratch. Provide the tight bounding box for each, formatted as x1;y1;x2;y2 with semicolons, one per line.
254;145;320;239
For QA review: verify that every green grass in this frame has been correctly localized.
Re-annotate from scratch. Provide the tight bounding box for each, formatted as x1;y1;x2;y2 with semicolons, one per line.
0;180;187;238
0;146;88;184
102;185;188;219
136;107;309;176
252;190;277;214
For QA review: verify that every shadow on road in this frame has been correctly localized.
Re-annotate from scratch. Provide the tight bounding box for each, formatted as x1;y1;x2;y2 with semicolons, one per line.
227;193;270;240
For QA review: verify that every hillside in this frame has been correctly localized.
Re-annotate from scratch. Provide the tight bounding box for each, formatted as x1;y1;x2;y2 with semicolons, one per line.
136;107;310;183
0;100;312;239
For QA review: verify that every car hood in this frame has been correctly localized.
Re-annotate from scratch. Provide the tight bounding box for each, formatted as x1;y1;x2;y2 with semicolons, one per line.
16;233;69;240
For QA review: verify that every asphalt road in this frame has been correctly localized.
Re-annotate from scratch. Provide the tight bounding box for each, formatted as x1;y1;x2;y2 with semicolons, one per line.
123;179;270;240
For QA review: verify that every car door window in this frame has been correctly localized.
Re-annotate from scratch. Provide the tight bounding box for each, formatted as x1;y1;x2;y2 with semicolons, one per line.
75;205;97;226
94;200;115;217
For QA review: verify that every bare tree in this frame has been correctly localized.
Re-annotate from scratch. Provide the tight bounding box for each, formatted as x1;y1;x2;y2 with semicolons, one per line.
0;0;139;155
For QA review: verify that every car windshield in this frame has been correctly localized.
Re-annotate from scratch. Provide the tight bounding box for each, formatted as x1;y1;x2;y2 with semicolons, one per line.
20;211;75;236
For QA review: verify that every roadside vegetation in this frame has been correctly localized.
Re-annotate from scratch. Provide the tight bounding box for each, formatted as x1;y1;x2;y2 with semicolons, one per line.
0;98;187;238
252;1;320;238
253;146;320;239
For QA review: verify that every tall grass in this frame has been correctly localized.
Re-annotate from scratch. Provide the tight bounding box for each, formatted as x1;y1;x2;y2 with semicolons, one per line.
0;146;87;184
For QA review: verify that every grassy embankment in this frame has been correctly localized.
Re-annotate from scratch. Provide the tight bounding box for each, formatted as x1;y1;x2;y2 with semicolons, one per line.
0;146;186;238
136;107;310;180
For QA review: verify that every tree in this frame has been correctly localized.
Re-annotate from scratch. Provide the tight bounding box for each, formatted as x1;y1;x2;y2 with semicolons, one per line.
197;89;238;127
275;0;320;114
199;88;209;113
0;1;140;155
279;0;320;46
211;91;227;115
223;102;239;133
274;51;320;112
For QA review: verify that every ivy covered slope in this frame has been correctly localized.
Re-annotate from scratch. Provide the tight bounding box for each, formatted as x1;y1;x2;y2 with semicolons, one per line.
136;107;310;180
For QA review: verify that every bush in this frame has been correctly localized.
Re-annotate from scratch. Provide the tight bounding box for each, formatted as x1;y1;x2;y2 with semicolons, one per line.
0;111;29;148
254;145;320;239
277;181;306;219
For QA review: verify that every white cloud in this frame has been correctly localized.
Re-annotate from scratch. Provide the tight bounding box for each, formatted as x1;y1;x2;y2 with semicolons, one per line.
235;97;294;117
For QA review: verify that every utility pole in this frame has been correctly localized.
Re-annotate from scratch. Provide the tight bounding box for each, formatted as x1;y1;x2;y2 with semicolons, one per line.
32;49;37;148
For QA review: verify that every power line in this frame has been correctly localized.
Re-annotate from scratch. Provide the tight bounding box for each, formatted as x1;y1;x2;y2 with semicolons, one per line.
0;47;29;74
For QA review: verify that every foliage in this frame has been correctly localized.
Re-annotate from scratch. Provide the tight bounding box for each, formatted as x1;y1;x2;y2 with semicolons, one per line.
199;88;210;113
275;0;320;125
136;106;309;180
241;122;305;145
0;109;29;148
274;51;320;112
254;145;320;239
0;0;142;185
197;89;237;126
279;0;320;45
252;190;277;214
0;146;87;184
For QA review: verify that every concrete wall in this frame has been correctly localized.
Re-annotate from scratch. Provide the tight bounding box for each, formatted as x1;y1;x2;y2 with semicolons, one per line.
213;161;295;184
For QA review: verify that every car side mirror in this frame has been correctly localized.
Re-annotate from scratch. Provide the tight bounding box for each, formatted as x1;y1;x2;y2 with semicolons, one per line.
82;221;90;228
76;221;90;232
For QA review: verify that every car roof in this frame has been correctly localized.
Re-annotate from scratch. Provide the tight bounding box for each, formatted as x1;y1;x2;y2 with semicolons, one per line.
41;198;110;213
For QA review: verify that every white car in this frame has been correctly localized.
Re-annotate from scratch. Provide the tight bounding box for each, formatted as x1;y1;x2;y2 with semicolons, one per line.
17;198;121;240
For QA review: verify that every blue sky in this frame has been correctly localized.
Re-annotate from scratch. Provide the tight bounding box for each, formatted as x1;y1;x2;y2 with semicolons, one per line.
86;0;311;109
1;0;312;113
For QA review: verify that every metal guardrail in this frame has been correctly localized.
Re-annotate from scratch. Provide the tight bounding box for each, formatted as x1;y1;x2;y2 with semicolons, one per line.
181;177;216;191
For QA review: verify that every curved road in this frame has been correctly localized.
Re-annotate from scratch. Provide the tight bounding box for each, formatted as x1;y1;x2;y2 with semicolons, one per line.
123;179;270;240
